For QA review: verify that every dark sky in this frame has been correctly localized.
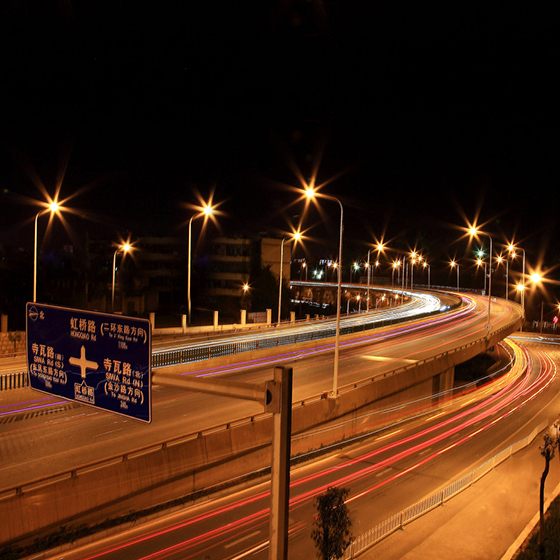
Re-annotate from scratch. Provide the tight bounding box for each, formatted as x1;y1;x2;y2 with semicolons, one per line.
1;1;558;291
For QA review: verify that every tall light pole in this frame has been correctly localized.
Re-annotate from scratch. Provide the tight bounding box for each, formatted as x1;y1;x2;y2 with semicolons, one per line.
188;205;213;325
112;243;131;312
496;255;509;299
450;260;459;289
33;201;60;303
509;244;526;318
305;187;343;398
423;261;431;288
470;227;493;332
278;232;301;326
410;252;417;289
392;260;399;287
476;251;487;294
367;243;384;311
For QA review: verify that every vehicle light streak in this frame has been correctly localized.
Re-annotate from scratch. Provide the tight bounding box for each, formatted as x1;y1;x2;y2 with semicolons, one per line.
177;296;479;379
68;339;553;560
0;397;68;417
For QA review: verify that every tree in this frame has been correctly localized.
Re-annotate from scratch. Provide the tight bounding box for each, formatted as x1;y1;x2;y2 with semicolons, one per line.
539;431;556;560
311;486;353;560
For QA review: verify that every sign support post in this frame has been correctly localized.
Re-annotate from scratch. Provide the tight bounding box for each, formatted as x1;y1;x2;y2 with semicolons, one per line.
152;365;293;560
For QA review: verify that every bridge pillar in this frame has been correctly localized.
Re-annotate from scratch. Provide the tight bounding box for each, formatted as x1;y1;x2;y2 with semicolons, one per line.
432;366;454;404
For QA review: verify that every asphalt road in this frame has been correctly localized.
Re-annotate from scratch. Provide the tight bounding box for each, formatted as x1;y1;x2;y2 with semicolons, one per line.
34;333;559;560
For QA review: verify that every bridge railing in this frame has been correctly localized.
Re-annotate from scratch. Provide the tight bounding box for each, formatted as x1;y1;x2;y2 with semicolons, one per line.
151;303;451;368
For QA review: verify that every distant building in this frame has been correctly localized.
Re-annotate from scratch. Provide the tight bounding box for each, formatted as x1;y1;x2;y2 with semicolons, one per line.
86;236;187;315
205;237;252;299
203;235;292;320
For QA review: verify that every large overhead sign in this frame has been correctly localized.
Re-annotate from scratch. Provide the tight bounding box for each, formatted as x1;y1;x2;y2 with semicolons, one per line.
26;303;151;423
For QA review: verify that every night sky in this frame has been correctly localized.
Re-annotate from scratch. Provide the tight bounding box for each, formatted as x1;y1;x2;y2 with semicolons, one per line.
1;2;558;311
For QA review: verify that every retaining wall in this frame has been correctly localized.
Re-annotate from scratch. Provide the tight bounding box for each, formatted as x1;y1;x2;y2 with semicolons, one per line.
0;332;25;357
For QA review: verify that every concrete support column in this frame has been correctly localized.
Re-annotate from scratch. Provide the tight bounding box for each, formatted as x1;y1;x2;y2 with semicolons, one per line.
149;313;155;330
213;311;219;329
240;309;246;325
432;366;455;404
290;311;295;324
266;309;272;325
181;314;187;333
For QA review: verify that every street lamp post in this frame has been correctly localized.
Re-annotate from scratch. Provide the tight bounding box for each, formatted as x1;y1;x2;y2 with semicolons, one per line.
277;232;300;327
366;250;371;310
423;261;431;288
33;202;59;302
392;261;399;287
305;188;343;398
450;260;459;289
509;244;526;318
476;255;487;294
367;243;384;311
188;205;213;325
112;243;131;312
470;227;493;332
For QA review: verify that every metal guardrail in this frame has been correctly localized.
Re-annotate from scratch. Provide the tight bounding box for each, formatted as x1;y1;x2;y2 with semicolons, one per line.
342;419;548;559
151;305;450;368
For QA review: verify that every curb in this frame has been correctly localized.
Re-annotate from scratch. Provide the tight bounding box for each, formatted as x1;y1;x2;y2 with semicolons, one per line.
500;481;560;559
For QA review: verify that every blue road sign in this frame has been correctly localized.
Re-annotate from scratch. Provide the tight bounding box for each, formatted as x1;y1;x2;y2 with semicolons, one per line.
26;303;151;423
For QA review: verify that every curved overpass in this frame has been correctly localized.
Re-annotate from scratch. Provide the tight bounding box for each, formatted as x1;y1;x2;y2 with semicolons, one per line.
0;291;523;545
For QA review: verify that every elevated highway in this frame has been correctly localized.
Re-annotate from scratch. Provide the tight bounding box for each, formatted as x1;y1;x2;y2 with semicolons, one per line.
0;290;523;545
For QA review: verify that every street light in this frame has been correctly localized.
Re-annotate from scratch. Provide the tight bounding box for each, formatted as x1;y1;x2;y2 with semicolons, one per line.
366;242;384;311
112;243;131;312
278;232;301;326
188;204;214;325
508;243;526;319
305;187;343;398
392;260;400;287
469;226;493;333
33;201;60;302
476;251;487;294
351;261;360;283
496;255;509;299
450;260;459;289
422;260;431;288
410;252;418;289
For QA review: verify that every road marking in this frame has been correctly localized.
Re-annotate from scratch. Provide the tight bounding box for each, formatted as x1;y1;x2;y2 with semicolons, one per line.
362;355;418;364
377;428;403;441
225;530;261;549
